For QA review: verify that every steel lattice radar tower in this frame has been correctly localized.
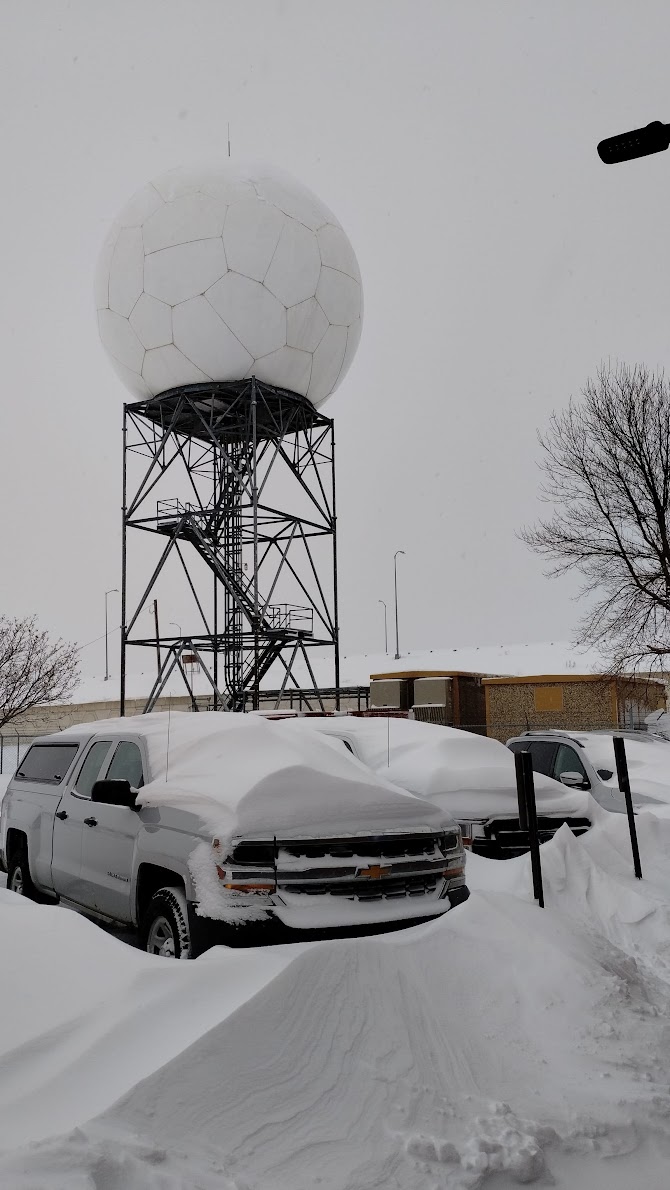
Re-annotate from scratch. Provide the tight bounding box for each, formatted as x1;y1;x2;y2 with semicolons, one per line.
96;163;363;712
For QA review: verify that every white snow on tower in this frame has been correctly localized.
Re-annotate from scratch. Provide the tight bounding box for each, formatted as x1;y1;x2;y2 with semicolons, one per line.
95;163;363;407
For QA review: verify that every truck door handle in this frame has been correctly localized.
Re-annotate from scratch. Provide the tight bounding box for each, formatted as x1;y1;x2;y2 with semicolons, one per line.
55;810;68;821
84;817;98;827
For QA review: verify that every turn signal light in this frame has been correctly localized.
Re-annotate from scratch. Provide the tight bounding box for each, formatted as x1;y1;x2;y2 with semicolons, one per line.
223;882;275;893
215;866;275;893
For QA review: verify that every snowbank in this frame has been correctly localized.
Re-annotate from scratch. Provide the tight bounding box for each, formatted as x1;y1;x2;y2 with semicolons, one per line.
0;891;296;1149
470;808;670;980
3;885;670;1188
5;808;670;1186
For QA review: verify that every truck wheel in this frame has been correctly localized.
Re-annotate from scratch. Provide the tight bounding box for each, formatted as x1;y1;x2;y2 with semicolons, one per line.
6;846;48;903
141;886;192;960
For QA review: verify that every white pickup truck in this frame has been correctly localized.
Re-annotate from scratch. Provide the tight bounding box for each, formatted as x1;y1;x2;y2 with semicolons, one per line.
0;712;468;957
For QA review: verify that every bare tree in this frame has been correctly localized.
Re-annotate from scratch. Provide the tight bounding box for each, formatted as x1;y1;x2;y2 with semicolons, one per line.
0;616;79;729
521;363;670;672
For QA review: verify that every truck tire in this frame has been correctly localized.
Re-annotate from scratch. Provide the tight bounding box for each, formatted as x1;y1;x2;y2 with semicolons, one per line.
6;845;51;904
140;886;192;959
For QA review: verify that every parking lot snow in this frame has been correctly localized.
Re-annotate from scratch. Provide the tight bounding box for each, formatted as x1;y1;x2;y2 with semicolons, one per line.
0;891;296;1149
3;811;670;1187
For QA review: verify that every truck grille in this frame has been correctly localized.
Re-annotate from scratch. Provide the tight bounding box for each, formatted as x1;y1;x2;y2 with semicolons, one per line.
227;831;463;906
278;831;457;862
286;874;441;901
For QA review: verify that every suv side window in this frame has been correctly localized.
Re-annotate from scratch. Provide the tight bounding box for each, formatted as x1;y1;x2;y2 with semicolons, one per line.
553;743;590;789
73;741;113;799
509;740;558;776
526;741;559;776
106;741;144;788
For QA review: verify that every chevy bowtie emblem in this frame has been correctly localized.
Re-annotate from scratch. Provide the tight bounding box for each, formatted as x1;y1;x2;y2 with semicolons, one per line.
358;864;391;879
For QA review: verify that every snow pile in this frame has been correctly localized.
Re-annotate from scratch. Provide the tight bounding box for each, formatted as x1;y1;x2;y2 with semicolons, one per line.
2;887;670;1188
468;809;670;979
0;889;296;1150
5;810;670;1185
60;711;451;839
283;715;591;819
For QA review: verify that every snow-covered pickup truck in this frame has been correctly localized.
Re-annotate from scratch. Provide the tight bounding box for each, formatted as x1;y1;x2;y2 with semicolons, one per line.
0;712;467;957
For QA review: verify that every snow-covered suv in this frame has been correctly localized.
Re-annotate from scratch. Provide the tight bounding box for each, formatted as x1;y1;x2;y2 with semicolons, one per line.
507;729;670;811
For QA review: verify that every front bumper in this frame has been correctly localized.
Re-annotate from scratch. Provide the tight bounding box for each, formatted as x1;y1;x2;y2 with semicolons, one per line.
463;814;591;859
187;884;469;956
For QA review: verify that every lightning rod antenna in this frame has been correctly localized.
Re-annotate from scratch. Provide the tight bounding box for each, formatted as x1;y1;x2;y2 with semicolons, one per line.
227;123;231;158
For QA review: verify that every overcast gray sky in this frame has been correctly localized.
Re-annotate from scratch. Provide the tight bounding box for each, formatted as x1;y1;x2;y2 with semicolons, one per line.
2;0;670;679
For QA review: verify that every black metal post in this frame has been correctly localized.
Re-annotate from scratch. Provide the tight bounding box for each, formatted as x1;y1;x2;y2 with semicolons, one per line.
515;751;544;907
251;379;259;711
120;406;128;717
153;599;161;677
514;750;528;831
613;736;643;879
212;448;218;711
332;427;340;709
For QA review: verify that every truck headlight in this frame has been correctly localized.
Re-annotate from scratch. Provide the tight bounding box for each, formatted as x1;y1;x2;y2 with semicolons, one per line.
438;829;461;856
213;837;276;894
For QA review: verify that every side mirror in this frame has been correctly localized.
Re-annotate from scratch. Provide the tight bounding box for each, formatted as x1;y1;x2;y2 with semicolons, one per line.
559;771;585;788
597;768;614;781
91;779;137;807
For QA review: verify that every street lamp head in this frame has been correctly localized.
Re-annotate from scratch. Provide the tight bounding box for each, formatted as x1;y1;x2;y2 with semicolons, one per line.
597;120;670;164
394;549;405;561
105;587;119;596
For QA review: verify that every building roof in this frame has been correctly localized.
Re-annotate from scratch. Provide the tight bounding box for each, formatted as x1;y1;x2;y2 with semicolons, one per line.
481;673;665;686
370;670;486;681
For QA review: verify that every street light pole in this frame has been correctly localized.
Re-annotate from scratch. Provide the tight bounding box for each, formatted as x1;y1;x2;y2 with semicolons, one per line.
393;550;405;660
104;588;119;681
378;600;388;654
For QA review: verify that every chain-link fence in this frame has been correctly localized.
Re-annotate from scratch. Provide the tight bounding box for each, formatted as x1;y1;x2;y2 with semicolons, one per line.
0;735;35;776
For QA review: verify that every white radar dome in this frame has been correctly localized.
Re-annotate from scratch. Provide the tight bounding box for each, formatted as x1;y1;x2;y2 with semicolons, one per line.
95;162;363;407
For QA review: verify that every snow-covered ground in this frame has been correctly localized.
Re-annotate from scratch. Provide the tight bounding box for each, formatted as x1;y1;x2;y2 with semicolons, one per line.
3;811;670;1187
66;639;610;706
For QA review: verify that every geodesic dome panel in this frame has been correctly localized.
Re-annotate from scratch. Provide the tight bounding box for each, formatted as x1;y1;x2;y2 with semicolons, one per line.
95;163;363;408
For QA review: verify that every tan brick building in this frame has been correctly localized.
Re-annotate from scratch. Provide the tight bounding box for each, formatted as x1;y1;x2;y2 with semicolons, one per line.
482;674;666;742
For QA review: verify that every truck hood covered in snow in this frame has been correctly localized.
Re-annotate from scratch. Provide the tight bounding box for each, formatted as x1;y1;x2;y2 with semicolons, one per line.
279;716;590;819
60;712;452;839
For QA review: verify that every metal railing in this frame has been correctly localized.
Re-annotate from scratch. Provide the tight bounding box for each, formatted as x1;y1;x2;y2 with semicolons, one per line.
264;604;313;635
